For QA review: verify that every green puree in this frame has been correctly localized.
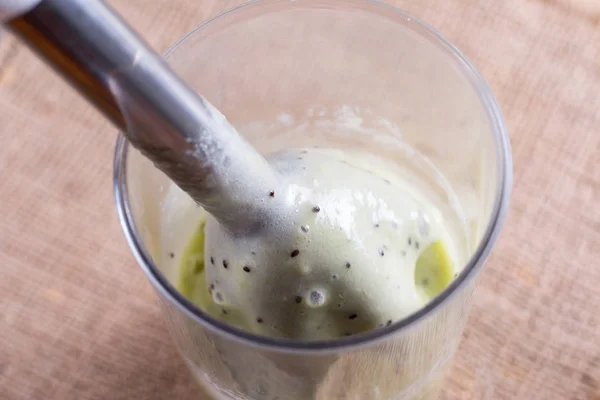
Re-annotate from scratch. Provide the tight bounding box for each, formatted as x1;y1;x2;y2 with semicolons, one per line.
177;220;206;300
414;239;455;301
177;220;246;327
177;220;455;330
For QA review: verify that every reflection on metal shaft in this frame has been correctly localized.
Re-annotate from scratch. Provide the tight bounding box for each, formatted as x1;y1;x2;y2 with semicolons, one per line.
6;0;219;204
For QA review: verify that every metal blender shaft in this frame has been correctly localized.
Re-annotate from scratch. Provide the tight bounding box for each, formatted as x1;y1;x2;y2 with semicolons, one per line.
4;0;277;230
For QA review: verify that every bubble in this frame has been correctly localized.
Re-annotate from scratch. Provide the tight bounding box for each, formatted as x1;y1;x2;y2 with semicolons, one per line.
307;288;327;308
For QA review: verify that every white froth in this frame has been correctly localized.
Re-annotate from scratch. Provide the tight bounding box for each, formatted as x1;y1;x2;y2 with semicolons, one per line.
202;148;448;339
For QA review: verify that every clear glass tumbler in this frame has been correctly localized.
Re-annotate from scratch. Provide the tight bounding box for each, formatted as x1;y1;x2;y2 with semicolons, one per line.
114;1;511;399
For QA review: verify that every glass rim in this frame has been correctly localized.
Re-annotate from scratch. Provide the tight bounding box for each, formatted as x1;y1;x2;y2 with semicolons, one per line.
113;0;512;354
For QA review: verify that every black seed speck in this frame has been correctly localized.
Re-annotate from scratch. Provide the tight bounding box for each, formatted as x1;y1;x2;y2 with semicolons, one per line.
243;266;251;273
379;248;385;256
215;292;223;302
344;332;352;336
421;278;429;286
408;237;412;246
295;296;302;304
348;313;358;320
374;223;380;228
222;260;228;269
332;274;338;280
251;251;256;255
210;284;215;290
269;190;275;197
210;256;214;265
386;320;392;326
415;241;420;250
312;206;321;212
169;252;174;259
222;309;228;315
345;262;351;269
257;317;263;323
291;249;300;258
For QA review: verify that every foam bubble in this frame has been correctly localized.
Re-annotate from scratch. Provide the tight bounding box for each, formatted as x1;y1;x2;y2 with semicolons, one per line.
307;288;327;308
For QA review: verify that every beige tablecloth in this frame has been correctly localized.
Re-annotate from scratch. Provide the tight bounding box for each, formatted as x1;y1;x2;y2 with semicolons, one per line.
1;0;599;399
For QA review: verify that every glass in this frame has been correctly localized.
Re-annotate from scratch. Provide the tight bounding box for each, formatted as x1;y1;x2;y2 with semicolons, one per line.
113;1;511;399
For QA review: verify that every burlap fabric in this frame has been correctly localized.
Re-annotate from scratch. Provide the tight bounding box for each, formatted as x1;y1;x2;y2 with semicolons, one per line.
1;0;599;399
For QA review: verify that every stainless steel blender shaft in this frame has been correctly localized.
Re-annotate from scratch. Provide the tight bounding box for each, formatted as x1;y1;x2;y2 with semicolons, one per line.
5;0;276;229
7;0;196;146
